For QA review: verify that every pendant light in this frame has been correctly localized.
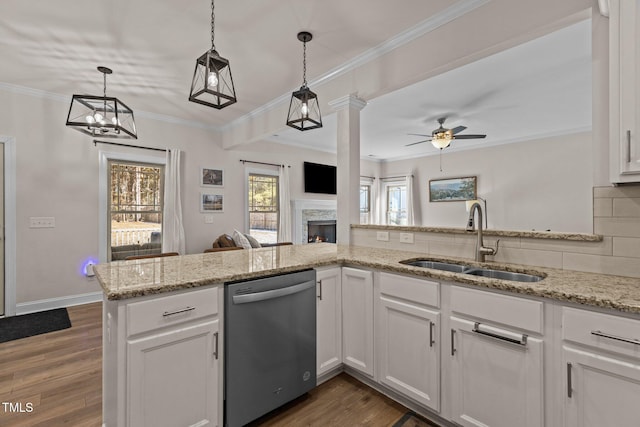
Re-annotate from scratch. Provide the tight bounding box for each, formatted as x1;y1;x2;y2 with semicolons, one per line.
66;66;137;139
286;31;322;131
189;0;237;109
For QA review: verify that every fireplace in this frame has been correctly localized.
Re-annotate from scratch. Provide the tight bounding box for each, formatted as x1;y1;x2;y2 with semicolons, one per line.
307;220;337;243
292;199;337;244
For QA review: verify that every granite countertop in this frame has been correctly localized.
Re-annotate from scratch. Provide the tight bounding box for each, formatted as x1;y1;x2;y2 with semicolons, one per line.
94;243;640;314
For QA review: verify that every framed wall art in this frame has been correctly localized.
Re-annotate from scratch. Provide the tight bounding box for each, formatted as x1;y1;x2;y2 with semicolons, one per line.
200;192;224;213
201;167;223;187
429;176;477;202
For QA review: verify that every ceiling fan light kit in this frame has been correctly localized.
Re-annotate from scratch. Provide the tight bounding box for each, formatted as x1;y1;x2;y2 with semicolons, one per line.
406;117;486;149
286;31;323;131
188;0;237;110
65;66;137;139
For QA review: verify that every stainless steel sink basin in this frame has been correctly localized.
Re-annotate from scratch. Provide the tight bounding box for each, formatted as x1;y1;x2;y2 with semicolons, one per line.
400;259;545;282
400;260;469;273
463;268;544;282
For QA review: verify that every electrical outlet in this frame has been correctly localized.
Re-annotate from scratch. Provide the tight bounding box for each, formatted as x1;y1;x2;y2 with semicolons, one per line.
29;217;55;228
376;231;389;241
204;215;214;224
399;232;414;244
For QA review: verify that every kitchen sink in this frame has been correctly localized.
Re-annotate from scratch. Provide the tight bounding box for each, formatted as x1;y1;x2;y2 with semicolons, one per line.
463;268;544;282
400;259;545;282
400;259;469;273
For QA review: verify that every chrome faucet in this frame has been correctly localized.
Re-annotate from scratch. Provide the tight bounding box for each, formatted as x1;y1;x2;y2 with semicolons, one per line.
466;202;499;262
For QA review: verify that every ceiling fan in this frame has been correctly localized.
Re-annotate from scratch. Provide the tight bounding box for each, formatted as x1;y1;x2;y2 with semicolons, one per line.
406;117;486;149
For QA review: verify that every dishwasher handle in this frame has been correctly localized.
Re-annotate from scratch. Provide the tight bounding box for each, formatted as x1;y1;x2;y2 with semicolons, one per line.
232;280;316;304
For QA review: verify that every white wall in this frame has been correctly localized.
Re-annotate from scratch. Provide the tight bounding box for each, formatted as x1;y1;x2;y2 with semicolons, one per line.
0;89;347;304
381;132;594;233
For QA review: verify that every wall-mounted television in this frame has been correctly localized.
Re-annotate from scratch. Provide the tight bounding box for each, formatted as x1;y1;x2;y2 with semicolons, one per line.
304;161;337;195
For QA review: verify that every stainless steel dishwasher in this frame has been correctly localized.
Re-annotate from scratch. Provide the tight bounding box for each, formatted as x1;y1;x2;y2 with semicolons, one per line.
224;269;317;427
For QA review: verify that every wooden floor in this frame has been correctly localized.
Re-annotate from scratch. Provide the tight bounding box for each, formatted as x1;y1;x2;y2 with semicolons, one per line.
0;303;418;427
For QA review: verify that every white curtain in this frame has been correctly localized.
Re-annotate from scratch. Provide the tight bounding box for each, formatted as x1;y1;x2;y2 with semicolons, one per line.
277;166;292;243
162;148;186;254
371;178;380;225
405;172;415;226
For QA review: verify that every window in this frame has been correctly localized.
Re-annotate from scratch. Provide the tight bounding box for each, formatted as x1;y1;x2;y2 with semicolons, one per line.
108;161;163;261
248;173;279;244
385;183;407;225
360;184;371;224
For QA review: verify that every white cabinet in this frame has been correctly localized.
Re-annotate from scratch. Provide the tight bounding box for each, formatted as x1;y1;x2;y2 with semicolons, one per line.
316;267;342;377
128;320;219;427
449;286;544;427
562;307;640;427
377;273;440;411
609;0;640;182
341;267;374;377
102;286;222;427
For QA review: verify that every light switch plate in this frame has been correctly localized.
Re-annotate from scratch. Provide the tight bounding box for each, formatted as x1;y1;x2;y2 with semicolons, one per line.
400;232;414;244
204;215;214;224
29;217;55;228
376;231;390;241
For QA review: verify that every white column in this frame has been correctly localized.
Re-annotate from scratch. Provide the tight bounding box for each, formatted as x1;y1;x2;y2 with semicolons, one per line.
329;94;367;245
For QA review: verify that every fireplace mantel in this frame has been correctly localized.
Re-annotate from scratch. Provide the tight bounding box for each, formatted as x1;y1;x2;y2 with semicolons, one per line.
291;199;337;244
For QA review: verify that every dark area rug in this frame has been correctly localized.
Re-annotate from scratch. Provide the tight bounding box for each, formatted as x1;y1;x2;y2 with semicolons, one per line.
0;308;71;343
393;411;440;427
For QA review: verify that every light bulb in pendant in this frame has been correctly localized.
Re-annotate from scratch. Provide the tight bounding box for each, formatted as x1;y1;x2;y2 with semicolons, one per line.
111;117;120;126
301;102;309;118
207;71;218;87
85;115;95;124
94;113;104;122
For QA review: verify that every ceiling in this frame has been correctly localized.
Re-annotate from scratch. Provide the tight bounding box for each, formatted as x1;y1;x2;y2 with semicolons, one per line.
0;1;591;160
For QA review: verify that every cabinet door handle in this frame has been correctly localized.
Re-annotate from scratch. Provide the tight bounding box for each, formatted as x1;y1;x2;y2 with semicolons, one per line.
472;322;528;347
451;329;456;356
317;280;323;300
213;332;219;360
591;330;640;346
429;321;435;347
567;362;572;398
162;306;196;317
627;129;632;163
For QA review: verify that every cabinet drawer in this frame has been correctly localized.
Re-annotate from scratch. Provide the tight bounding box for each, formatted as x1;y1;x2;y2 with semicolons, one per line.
562;307;640;358
127;287;219;336
379;272;439;308
450;286;543;334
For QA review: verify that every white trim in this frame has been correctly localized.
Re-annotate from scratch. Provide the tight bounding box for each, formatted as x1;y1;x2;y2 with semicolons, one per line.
223;0;490;131
98;150;166;263
16;291;103;316
329;94;367;112
0;136;16;317
244;166;279;235
598;0;610;17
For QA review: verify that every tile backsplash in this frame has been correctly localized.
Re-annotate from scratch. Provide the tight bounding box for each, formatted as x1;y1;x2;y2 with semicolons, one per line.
351;185;640;278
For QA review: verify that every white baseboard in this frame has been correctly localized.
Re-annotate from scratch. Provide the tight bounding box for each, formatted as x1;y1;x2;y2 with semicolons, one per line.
16;291;103;315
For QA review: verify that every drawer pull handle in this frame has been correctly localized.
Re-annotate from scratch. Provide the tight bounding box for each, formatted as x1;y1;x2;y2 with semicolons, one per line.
317;280;323;300
473;322;528;347
162;306;196;317
567;362;573;398
591;330;640;346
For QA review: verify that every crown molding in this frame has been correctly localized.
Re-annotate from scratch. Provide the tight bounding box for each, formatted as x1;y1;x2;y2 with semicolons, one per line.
222;0;491;132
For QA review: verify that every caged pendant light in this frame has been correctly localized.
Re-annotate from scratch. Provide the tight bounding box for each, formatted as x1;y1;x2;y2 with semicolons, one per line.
189;0;237;109
286;31;322;131
66;66;137;139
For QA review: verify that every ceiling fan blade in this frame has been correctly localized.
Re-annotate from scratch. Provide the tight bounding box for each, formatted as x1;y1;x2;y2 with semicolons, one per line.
407;133;430;137
450;125;467;135
453;134;486;140
405;140;430;147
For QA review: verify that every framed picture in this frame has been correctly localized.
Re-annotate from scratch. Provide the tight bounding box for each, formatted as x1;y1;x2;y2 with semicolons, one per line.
201;167;223;187
200;192;224;213
429;176;477;202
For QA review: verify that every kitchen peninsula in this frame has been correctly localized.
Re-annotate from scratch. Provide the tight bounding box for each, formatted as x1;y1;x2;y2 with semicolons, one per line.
94;242;640;427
